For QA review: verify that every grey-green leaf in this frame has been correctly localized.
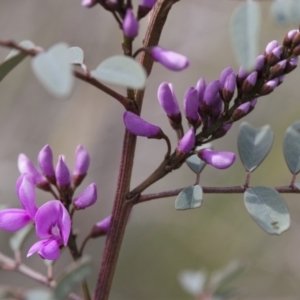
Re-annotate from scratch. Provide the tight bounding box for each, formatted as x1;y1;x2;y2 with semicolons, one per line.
32;43;74;98
238;122;273;172
91;55;147;89
230;1;261;70
283;121;300;174
54;256;91;300
244;186;290;235
24;289;54;300
175;185;203;210
9;223;33;252
186;143;213;174
0;40;35;82
271;0;300;25
68;47;84;64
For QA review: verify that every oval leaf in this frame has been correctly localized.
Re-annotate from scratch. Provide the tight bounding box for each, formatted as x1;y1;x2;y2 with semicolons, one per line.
230;1;261;70
9;223;33;252
32;43;74;98
0;40;35;82
186;143;213;174
283;122;300;174
68;47;84;64
91;55;147;89
178;270;206;296
175;185;203;210
54;256;91;300
244;186;290;235
238;122;273;172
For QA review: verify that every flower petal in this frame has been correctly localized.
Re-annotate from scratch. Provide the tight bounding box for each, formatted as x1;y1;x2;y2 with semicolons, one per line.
0;209;31;231
73;183;98;209
18;175;37;219
27;238;60;260
35;200;71;246
198;149;236;169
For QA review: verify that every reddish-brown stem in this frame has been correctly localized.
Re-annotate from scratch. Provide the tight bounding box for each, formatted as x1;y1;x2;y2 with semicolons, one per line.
138;185;300;203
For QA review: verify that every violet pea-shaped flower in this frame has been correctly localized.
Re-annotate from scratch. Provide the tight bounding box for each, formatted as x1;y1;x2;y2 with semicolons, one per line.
123;111;163;139
148;46;189;71
27;200;71;260
219;67;233;90
0;175;37;231
202;80;220;115
81;0;98;7
198;149;236;170
123;9;139;39
177;127;195;154
90;215;111;238
73;183;97;209
73;145;90;186
38;145;56;184
222;73;236;103
56;156;71;187
184;87;201;126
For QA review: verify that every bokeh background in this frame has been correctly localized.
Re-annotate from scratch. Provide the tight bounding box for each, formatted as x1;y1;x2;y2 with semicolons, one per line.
0;0;300;299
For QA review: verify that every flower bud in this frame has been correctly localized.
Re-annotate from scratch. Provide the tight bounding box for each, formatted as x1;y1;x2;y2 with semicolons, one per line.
248;98;258;113
148;46;189;71
232;102;251;121
268;46;282;66
55;156;71;187
255;55;265;72
242;71;257;92
157;82;180;117
237;66;248;87
202;80;220;114
210;94;224;118
265;40;279;55
283;29;298;47
123;111;163;139
184;87;201;126
285;56;298;73
258;79;278;96
73;183;97;209
73;145;90;187
38;145;55;184
222;73;236;103
123;9;139;39
292;31;300;46
269;60;287;78
292;45;300;56
219;67;233;90
138;0;157;19
277;75;285;85
90;215;111;238
197;149;236;170
212;124;232;139
177;127;195;154
81;0;98;8
196;77;206;106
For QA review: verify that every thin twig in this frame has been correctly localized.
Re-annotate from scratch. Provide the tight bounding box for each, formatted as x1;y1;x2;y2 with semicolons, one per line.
79;235;92;256
0;252;55;287
290;174;297;188
161;133;172;158
244;172;251;188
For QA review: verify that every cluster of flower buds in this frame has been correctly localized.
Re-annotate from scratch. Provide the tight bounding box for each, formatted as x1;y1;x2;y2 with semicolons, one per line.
0;145;98;260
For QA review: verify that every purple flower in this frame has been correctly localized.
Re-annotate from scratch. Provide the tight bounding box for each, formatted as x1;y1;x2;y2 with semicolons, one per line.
73;183;97;209
265;40;279;54
91;215;111;238
27;200;71;260
222;73;236;103
259;79;278;96
202;80;220;114
255;55;265;71
74;145;90;176
81;0;98;7
140;0;157;7
157;82;180;117
38;145;55;179
184;87;200;124
123;111;162;138
285;56;299;73
123;9;139;39
196;77;206;108
177;127;195;154
18;154;45;185
232;102;251;121
212;124;232;139
0;175;37;231
149;46;189;71
198;149;236;170
242;71;257;92
55;156;71;187
219;67;233;90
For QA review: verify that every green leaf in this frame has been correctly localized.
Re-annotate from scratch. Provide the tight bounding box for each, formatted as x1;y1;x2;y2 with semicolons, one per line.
9;223;33;252
54;256;91;300
175;185;203;210
244;186;290;235
178;270;206;296
230;1;261;70
283;122;300;174
68;47;84;65
32;43;74;98
24;289;54;300
186;143;213;174
91;55;147;89
237;122;273;172
0;40;35;82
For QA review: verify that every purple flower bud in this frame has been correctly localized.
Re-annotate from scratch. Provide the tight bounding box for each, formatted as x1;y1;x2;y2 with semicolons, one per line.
74;145;90;176
18;154;46;186
293;45;300;56
255;55;265;71
91;215;111;238
196;77;206;104
55;156;70;187
242;71;257;92
202;80;220;114
265;40;279;54
222;73;236;103
123;9;139;39
268;46;283;66
237;66;248;87
198;149;236;170
250;98;257;108
285;56;298;73
272;46;283;58
184;87;200;125
292;32;300;45
277;75;285;85
270;60;287;78
81;0;98;7
210;94;224;118
140;0;156;8
290;56;299;66
284;29;298;46
38;145;55;181
123;111;162;138
288;29;298;39
219;67;233;90
212;124;232;139
149;46;189;71
138;0;157;18
73;183;97;209
259;79;278;96
157;82;180;117
232;102;251;121
177;127;195;154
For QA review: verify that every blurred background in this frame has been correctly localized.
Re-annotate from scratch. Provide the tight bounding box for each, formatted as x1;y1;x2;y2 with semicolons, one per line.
0;0;300;299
